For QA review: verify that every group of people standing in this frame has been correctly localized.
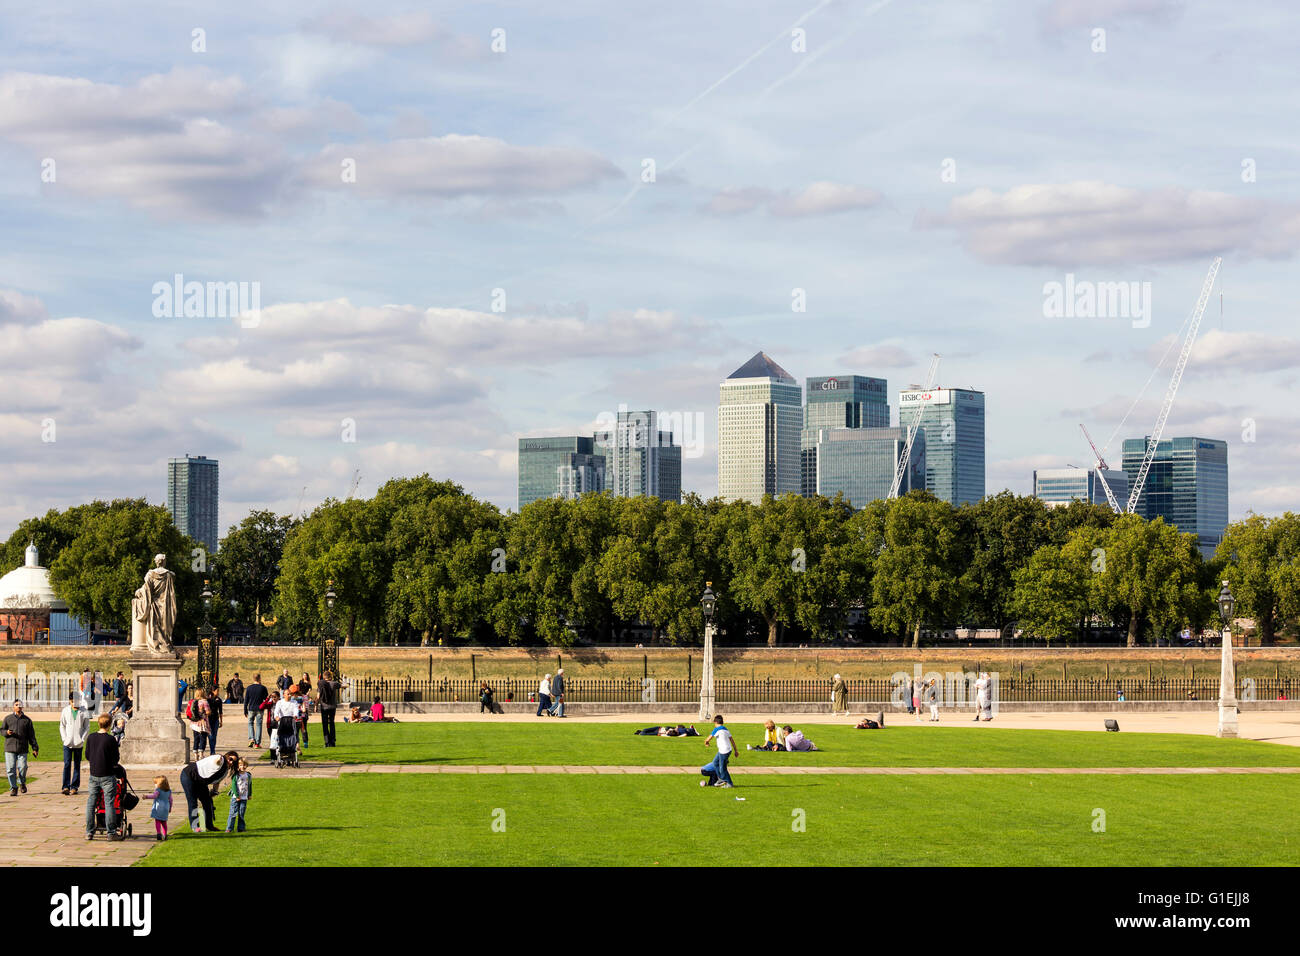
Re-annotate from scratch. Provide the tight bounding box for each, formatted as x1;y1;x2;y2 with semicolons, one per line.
235;670;343;751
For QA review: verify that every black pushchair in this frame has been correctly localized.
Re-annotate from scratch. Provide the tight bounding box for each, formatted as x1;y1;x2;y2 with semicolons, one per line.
273;715;299;768
92;766;138;838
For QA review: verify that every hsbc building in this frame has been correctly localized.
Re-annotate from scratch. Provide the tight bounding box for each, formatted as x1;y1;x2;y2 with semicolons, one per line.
897;386;985;505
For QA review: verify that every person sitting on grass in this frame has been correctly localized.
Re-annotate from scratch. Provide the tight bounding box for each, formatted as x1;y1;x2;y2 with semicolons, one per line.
747;720;786;751
782;726;818;751
371;697;385;722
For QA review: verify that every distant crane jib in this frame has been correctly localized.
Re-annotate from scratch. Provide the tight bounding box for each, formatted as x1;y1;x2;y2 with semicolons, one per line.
1124;257;1221;514
889;354;940;499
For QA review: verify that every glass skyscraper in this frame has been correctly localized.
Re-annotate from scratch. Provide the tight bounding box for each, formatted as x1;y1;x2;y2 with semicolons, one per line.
896;387;985;505
167;455;219;552
1033;467;1129;510
801;375;890;497
594;409;682;503
816;426;925;508
1121;436;1228;554
517;437;606;508
718;352;802;503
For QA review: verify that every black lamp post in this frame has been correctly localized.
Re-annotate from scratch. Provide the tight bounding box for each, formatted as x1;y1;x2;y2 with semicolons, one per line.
319;581;340;678
1218;580;1234;627
197;579;218;694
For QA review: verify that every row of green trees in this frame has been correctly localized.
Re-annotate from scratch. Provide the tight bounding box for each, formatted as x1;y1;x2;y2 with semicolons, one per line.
4;477;1299;646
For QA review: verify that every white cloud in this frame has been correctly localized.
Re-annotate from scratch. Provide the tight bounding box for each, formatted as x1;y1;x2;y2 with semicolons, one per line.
919;182;1300;267
0;69;293;218
769;182;882;218
1177;329;1300;374
301;11;482;56
703;181;881;218
305;135;621;199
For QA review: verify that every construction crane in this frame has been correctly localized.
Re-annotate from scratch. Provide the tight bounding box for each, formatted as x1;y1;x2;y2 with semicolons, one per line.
346;469;362;500
1125;257;1222;514
1079;423;1121;513
889;353;940;499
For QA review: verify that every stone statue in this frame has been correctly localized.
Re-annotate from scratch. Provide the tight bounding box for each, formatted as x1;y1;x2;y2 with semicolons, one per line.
131;554;177;654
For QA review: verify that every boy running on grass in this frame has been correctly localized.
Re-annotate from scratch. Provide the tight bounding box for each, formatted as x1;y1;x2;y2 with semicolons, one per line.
700;714;736;788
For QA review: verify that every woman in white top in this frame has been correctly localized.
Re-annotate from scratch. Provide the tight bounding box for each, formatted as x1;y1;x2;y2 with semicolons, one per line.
536;676;552;717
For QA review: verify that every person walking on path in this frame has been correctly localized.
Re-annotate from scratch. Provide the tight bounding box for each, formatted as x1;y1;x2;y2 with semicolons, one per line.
80;668;98;713
108;672;128;715
225;673;245;704
4;700;38;796
831;673;848;716
316;671;341;746
225;758;253;833
205;687;223;753
243;674;268;748
927;679;940;722
479;682;496;714
548;669;566;717
148;775;172;841
296;676;312;748
974;672;993;721
179;751;238;833
187;695;210;757
913;680;923;723
700;715;736;788
276;669;292;695
177;676;188;713
536;675;552;717
84;713;121;839
60;692;90;795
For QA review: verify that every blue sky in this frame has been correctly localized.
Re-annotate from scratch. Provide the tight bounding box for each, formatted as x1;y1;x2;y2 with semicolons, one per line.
2;0;1299;538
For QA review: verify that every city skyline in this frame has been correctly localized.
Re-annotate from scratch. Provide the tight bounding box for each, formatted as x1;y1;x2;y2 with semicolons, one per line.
3;2;1299;538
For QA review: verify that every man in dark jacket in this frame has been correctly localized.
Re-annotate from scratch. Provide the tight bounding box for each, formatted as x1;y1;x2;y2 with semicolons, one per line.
225;673;245;704
243;675;268;749
4;700;39;796
84;714;122;839
549;668;567;717
316;671;341;747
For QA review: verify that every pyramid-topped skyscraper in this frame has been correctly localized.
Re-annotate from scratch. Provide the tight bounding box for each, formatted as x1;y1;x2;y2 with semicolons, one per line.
718;351;802;502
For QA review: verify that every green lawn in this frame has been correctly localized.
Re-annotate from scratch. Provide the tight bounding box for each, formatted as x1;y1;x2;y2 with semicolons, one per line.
137;772;1300;867
31;719;1300;768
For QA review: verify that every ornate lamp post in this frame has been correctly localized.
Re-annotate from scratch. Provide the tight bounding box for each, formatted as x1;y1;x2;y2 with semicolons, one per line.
698;583;718;721
1216;580;1238;738
319;581;340;678
196;580;218;695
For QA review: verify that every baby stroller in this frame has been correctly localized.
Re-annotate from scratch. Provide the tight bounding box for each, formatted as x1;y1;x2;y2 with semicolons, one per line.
91;766;138;838
273;715;299;768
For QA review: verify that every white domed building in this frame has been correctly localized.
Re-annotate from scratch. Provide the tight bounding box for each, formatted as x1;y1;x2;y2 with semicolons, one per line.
0;543;69;643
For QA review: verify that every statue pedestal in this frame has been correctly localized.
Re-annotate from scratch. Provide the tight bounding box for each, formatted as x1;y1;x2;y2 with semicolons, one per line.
119;654;191;768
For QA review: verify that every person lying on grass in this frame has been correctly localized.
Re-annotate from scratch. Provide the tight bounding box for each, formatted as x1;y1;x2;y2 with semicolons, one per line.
782;726;819;751
746;720;787;751
633;724;699;736
854;711;886;730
